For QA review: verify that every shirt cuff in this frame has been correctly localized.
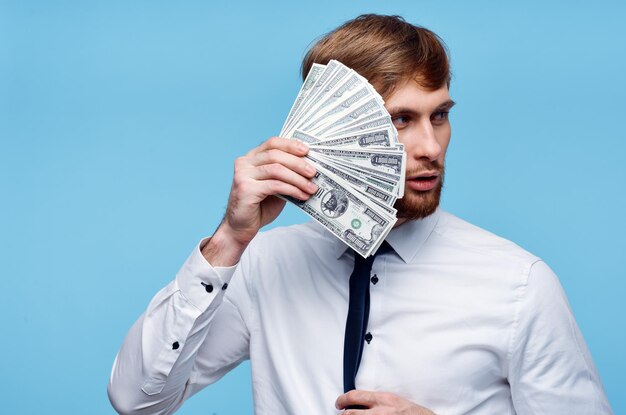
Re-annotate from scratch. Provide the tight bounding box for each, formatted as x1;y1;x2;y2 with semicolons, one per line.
175;237;238;311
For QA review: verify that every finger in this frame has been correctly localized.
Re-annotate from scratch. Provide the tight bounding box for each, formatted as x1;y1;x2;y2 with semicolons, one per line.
251;148;316;179
251;163;318;195
336;390;378;410
251;136;309;157
259;179;315;201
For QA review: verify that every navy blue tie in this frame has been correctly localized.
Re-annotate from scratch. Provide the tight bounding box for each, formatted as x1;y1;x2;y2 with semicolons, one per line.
343;241;393;404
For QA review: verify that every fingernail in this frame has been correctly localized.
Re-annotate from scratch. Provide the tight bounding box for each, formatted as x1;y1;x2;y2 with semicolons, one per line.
308;181;318;192
305;164;315;175
298;142;309;152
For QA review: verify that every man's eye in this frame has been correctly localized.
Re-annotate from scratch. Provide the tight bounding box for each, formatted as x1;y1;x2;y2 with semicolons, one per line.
392;115;410;128
432;111;449;123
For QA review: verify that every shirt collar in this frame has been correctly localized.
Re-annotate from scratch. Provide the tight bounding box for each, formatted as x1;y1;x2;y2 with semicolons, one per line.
332;208;442;262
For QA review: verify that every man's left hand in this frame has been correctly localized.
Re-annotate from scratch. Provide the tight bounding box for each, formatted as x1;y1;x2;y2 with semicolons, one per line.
335;390;435;414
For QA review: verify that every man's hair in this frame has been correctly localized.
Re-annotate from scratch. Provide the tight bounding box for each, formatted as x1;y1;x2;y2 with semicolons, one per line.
301;14;450;98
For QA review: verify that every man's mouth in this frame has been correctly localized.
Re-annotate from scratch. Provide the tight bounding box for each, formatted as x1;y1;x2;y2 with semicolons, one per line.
406;172;440;192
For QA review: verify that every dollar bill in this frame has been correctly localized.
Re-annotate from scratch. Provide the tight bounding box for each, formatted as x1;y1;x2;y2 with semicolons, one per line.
295;72;364;130
283;60;343;135
289;68;357;133
290;129;321;143
299;85;371;132
293;128;397;148
283;163;396;257
291;128;404;196
311;97;385;136
309;146;405;175
280;60;408;253
290;127;402;197
310;127;397;148
324;114;394;138
280;63;326;136
311;153;400;195
306;153;397;207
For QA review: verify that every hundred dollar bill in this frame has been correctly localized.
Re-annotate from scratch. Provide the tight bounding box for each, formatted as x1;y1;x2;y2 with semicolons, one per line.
311;97;385;136
352;187;398;255
292;128;398;149
279;60;410;253
324;114;394;138
288;129;318;142
283;60;343;135
290;67;356;132
291;129;403;197
328;155;401;183
280;63;326;136
331;158;403;198
306;153;397;207
283;163;396;257
295;72;364;130
289;129;400;204
299;85;371;132
289;129;321;143
312;152;399;195
309;146;406;175
310;127;397;148
296;62;349;118
396;143;406;198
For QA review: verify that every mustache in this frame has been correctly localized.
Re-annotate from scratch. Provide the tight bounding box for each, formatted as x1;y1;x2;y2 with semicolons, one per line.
405;160;444;176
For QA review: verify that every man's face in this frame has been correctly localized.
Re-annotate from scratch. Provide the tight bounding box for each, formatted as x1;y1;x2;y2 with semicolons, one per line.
385;79;454;223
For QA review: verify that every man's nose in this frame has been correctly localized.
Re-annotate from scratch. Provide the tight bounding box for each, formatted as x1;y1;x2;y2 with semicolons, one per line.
407;120;441;162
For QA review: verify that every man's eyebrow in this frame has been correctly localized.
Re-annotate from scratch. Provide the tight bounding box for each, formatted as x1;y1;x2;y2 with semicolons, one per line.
437;100;456;111
387;100;456;115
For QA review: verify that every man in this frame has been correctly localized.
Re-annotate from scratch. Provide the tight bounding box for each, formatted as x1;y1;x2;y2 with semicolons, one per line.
108;14;612;414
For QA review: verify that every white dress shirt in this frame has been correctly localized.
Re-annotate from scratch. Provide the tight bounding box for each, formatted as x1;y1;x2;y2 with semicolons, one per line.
108;209;612;414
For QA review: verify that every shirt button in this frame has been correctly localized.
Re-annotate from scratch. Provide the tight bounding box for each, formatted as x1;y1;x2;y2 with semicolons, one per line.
370;275;379;285
365;332;373;344
172;341;180;350
201;282;214;293
221;283;228;290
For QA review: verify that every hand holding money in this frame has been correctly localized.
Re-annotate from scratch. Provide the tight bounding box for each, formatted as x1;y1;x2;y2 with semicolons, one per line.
206;60;405;264
203;137;318;266
280;60;406;257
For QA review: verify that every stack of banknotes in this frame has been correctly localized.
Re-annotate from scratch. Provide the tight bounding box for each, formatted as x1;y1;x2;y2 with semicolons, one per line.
279;60;406;257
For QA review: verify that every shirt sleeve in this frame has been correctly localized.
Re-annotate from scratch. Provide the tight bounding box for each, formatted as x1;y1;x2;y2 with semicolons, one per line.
108;238;252;415
508;260;613;414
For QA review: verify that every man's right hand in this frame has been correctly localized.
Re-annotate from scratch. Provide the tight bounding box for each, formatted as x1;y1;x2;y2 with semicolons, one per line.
201;137;318;266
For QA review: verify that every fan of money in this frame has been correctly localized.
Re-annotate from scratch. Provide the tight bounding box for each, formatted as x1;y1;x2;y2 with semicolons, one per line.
280;60;406;257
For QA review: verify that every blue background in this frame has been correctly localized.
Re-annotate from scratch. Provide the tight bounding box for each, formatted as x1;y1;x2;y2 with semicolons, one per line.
1;1;624;413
